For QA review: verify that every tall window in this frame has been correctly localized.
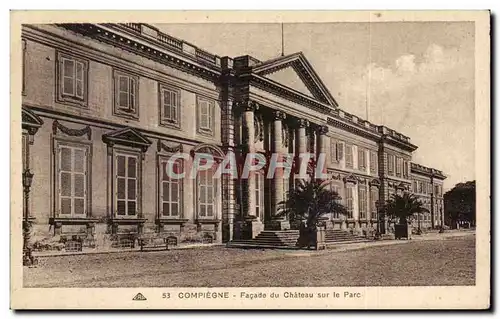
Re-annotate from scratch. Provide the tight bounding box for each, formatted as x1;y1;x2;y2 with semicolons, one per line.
197;96;215;135
330;139;337;163
115;153;138;216
369;151;377;175
336;141;344;162
358;185;367;219
403;160;408;178
396;157;402;177
255;171;265;220
345;186;354;218
418;181;423;193
198;167;216;218
159;157;182;217
345;144;353;168
331;183;341;218
358;148;366;170
114;70;138;119
413;180;418;193
57;52;88;107
370;187;379;220
388;154;395;176
57;143;89;216
160;85;181;127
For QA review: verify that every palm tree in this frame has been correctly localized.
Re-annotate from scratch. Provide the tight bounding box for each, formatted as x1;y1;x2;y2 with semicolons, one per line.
277;178;347;229
384;193;424;225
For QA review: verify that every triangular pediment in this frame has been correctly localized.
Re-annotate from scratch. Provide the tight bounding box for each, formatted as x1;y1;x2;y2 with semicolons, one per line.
343;173;358;184
22;106;44;132
264;67;315;98
252;52;338;107
102;127;152;151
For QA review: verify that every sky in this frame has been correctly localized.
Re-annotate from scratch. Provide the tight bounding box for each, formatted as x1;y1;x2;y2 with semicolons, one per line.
155;22;475;190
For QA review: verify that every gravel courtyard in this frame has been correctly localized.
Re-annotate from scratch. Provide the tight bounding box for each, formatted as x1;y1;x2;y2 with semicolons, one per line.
24;233;475;287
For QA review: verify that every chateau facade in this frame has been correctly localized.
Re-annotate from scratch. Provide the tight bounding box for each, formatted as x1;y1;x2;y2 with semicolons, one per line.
21;23;446;250
410;163;446;230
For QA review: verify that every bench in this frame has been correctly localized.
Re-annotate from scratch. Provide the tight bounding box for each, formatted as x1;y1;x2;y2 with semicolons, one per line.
139;235;178;251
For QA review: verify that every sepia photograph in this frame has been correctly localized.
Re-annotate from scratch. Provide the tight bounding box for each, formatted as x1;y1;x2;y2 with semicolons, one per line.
10;10;490;309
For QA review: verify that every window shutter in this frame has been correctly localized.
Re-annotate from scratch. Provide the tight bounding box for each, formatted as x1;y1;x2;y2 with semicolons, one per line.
345;145;352;168
62;58;75;96
171;91;178;122
75;61;84;99
163;90;170;119
199;101;206;129
117;75;129;109
336;142;343;161
330;140;336;163
209;101;214;130
129;78;136;112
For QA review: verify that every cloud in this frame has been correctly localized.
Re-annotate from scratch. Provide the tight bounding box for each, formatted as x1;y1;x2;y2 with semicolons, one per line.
338;44;475;189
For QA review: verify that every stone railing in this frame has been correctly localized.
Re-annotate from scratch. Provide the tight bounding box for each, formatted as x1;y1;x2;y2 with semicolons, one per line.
117;23;220;67
158;32;183;50
123;23;142;32
195;48;218;64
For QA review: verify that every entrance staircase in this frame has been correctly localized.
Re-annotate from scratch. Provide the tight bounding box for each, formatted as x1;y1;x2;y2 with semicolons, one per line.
227;229;371;249
227;230;300;249
324;229;371;245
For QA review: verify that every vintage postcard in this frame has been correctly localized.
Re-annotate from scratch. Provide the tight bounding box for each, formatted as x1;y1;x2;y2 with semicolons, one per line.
10;10;490;310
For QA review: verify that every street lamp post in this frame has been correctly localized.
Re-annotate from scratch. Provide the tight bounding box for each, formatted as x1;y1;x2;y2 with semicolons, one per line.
22;168;36;266
375;200;382;239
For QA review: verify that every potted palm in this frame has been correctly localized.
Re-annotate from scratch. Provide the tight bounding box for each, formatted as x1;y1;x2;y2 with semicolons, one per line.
384;193;424;240
277;178;347;250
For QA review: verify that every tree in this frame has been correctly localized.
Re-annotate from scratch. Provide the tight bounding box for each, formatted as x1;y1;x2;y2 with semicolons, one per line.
277;178;347;229
444;181;476;227
384;193;425;225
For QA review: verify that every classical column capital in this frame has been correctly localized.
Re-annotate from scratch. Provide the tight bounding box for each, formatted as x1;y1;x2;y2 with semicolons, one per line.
317;125;329;135
297;118;309;128
273;110;287;121
235;99;259;112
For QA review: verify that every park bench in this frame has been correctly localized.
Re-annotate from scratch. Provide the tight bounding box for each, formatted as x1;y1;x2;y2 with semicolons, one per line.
139;234;178;251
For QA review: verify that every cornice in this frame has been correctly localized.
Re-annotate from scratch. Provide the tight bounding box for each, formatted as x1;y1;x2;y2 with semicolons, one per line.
410;163;446;180
244;73;332;114
327;117;381;142
57;24;221;82
381;134;418;152
22;25;221;100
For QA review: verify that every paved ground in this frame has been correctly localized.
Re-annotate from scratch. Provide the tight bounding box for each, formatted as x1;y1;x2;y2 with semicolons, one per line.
24;232;475;287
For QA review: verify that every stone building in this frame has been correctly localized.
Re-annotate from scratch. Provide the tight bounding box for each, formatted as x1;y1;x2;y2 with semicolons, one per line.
410;163;446;230
21;23;446;250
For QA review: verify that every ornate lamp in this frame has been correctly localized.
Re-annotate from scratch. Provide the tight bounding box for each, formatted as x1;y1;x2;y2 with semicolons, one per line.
22;168;36;266
23;168;33;192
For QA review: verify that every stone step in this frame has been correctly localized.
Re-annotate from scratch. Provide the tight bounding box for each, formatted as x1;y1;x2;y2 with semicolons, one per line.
229;241;297;247
226;242;300;250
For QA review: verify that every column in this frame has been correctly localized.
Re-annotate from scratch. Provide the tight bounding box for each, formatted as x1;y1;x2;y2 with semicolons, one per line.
272;110;285;214
316;125;329;180
268;110;290;230
240;99;264;238
297;119;308;154
296;119;309;178
243;101;257;219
